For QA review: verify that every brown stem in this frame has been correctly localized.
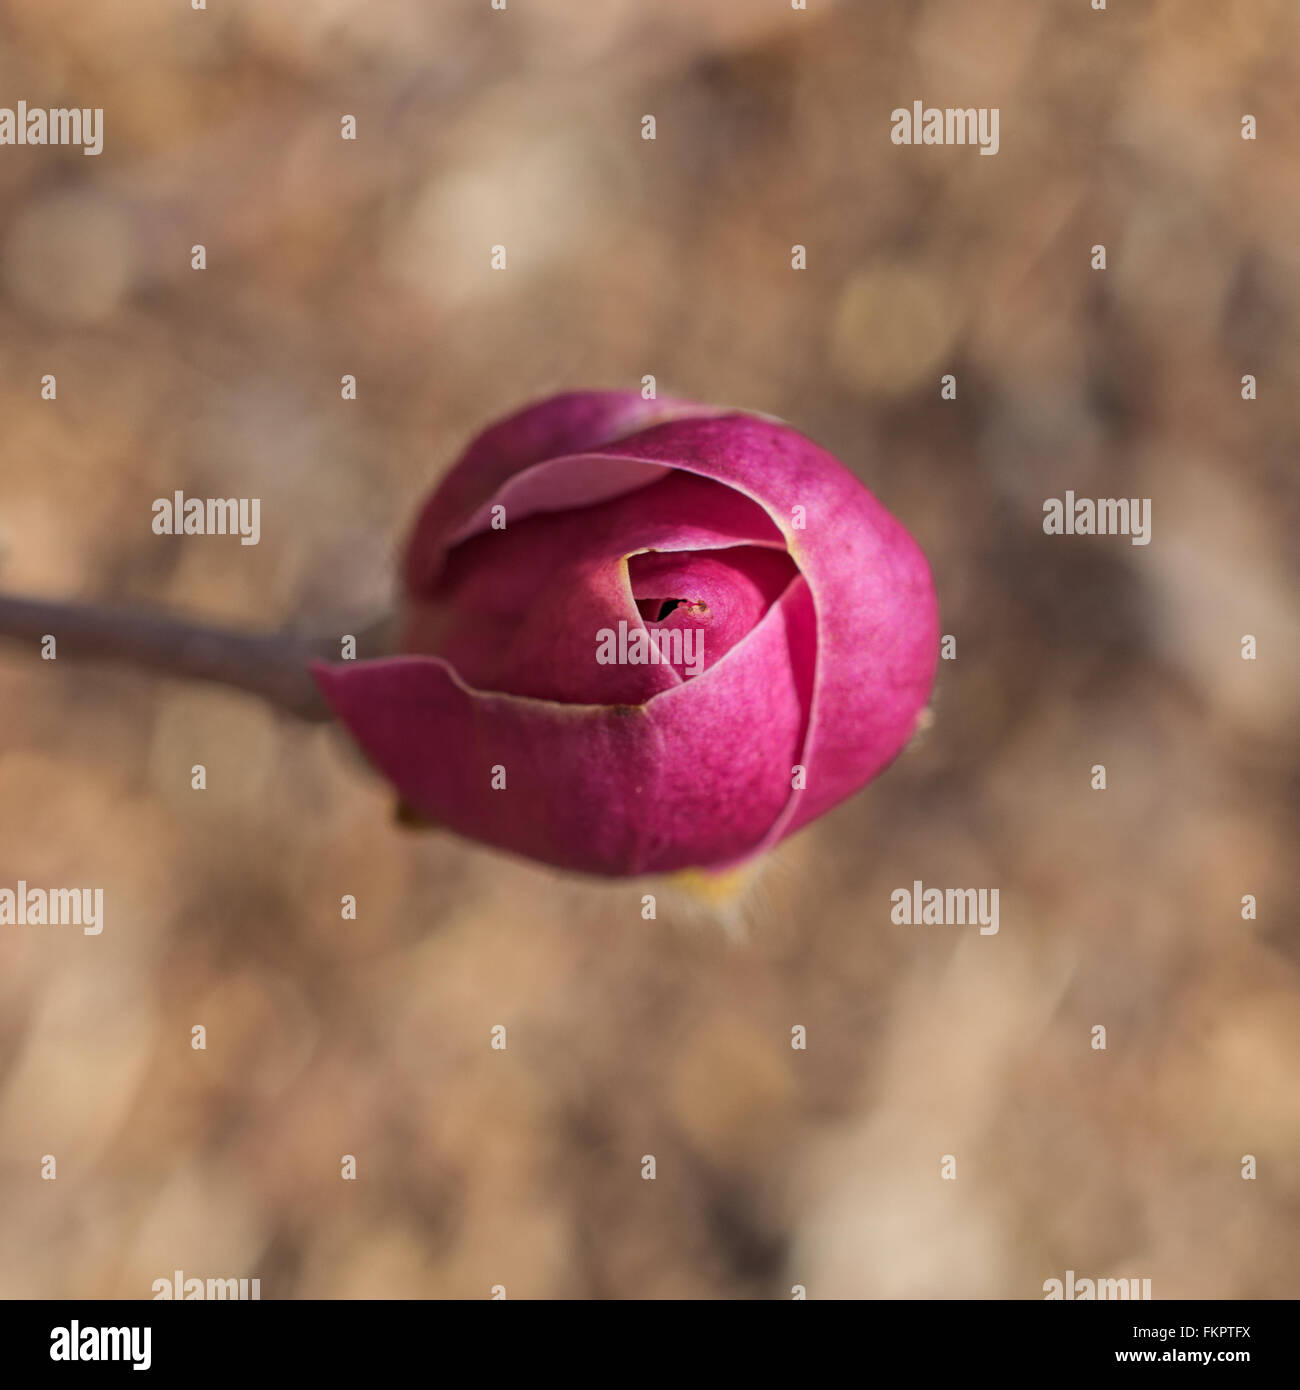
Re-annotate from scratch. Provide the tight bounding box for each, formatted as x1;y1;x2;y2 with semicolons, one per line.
0;591;365;721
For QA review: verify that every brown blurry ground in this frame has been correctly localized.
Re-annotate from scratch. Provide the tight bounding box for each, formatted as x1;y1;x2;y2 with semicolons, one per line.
1;0;1298;1299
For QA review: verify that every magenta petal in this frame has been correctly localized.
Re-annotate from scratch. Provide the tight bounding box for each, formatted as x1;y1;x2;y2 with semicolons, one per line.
404;470;793;703
628;546;798;677
405;392;724;590
585;414;939;842
310;581;808;876
407;511;678;704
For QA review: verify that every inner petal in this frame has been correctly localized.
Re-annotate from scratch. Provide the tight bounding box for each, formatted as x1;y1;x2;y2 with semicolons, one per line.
404;471;789;704
627;545;799;680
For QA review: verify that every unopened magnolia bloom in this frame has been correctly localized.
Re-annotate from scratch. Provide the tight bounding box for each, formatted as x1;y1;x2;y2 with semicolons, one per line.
312;393;938;876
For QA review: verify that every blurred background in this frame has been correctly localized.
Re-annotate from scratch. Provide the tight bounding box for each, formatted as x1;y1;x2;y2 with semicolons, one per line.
1;0;1298;1298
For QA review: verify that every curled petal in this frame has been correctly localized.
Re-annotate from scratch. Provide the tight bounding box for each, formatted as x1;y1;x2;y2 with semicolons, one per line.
311;579;809;875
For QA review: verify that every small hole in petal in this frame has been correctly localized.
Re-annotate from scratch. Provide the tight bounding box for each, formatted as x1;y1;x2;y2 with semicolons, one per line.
636;597;693;621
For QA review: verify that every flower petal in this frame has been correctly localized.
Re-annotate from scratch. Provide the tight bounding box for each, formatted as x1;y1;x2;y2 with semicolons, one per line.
310;576;811;876
628;546;798;678
585;413;938;841
405;391;723;590
405;469;791;703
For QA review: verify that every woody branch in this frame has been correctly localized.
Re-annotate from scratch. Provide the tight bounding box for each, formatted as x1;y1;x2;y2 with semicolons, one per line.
0;590;336;721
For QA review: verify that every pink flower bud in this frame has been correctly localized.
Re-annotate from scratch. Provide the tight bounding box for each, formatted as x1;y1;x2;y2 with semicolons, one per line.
311;392;938;876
